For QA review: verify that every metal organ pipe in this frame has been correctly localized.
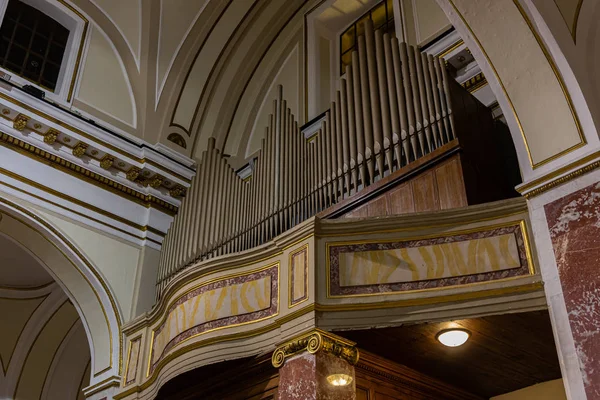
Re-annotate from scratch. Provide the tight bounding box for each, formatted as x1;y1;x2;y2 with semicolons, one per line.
156;22;459;299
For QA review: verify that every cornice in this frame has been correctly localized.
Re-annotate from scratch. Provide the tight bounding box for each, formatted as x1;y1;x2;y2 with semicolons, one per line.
517;150;600;199
0;131;178;216
0;89;195;206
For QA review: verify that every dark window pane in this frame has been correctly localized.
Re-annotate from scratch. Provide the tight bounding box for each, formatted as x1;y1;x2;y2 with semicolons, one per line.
13;25;31;47
0;0;69;91
9;44;26;65
47;42;64;64
31;33;48;55
372;3;387;30
356;14;370;37
387;0;394;21
341;26;355;53
340;51;352;75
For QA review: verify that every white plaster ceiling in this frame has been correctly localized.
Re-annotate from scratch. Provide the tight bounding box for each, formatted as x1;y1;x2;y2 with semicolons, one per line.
0;234;53;288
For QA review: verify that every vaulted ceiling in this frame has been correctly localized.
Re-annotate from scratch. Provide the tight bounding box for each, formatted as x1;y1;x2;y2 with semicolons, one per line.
66;0;319;165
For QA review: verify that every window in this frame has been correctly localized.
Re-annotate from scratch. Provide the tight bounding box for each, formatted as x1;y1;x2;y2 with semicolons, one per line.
340;0;395;75
0;0;69;91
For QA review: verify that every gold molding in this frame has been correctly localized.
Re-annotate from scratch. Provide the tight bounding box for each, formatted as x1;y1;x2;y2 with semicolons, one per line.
439;38;464;59
0;131;178;216
0;92;192;184
325;220;535;299
523;158;600;199
462;72;487;93
317;281;543;312
0;166;165;242
0;198;123;375
271;329;359;368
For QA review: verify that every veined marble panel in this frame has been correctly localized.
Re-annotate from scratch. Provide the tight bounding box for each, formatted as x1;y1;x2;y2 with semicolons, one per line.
150;264;278;370
328;222;532;297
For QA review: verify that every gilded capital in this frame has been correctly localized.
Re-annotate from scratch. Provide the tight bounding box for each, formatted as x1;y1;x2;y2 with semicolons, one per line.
148;175;164;189
43;129;59;145
72;142;88;158
126;167;141;181
13;114;29;131
169;185;187;198
271;329;359;368
100;154;114;170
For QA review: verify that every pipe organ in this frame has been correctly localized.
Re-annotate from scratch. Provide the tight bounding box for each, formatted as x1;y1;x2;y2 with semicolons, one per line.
156;20;516;298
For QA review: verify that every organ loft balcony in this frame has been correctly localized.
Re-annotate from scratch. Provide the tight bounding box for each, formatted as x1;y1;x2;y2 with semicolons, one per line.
1;0;599;399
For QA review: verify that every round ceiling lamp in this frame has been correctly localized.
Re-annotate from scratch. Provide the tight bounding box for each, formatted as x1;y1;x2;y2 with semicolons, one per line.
326;373;353;387
436;328;470;347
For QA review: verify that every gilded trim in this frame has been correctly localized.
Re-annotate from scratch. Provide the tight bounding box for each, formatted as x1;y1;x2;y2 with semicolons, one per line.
0;93;192;183
439;38;464;59
0;131;178;216
523;158;600;199
271;329;359;368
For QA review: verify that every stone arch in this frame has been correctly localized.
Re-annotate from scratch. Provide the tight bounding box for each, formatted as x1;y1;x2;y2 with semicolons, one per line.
0;196;122;387
434;0;600;182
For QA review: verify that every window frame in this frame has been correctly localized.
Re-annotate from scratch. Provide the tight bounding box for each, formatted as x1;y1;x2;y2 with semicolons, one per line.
338;0;395;76
0;0;87;105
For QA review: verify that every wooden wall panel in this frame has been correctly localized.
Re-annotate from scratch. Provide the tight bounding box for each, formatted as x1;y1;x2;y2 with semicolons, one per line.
341;154;468;219
386;181;415;214
411;170;440;212
436;156;467;210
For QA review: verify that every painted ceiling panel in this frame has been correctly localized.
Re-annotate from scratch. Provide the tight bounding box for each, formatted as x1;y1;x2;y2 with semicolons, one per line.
172;0;256;133
90;0;141;66
0;296;46;375
77;26;136;127
157;0;210;103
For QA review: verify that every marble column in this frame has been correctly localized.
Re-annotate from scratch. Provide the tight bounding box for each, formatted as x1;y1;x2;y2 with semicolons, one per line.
272;330;359;400
544;181;600;399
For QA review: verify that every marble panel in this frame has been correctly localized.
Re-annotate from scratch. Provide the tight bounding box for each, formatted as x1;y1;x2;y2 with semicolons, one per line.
124;338;141;385
545;182;600;398
328;222;532;297
150;264;279;371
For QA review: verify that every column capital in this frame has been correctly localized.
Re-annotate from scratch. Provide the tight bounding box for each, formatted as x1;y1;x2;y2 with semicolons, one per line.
272;329;359;368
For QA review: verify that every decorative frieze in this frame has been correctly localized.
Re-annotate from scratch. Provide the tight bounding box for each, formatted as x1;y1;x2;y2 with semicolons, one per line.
100;154;115;170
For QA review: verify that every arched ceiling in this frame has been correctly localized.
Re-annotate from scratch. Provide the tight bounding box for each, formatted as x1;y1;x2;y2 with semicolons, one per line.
64;0;317;165
0;234;53;288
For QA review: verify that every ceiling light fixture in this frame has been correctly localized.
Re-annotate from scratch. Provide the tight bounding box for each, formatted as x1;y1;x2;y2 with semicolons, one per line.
436;328;470;347
326;373;353;387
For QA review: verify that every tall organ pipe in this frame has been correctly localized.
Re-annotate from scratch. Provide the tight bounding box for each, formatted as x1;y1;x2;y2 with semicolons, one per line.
156;25;460;299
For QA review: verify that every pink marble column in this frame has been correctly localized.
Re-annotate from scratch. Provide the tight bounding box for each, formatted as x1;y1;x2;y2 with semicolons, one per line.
278;352;356;400
545;182;600;399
